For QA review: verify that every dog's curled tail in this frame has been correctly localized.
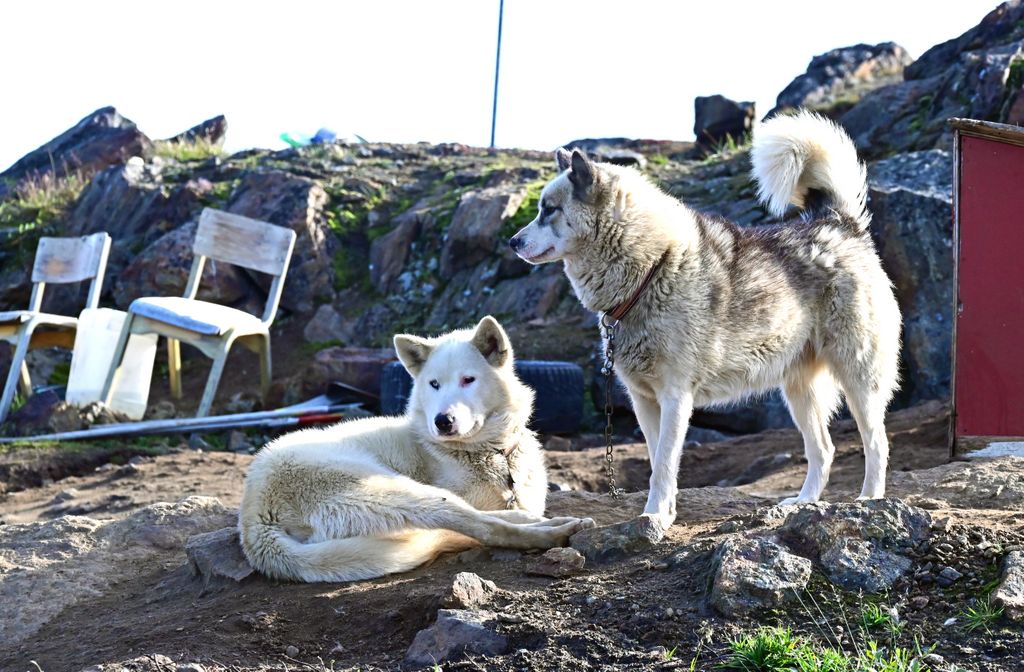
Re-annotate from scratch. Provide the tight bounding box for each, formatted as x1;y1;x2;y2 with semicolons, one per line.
750;110;870;230
240;519;464;583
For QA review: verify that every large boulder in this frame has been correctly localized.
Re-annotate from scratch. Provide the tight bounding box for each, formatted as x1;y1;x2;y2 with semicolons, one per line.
0;496;235;648
114;220;253;309
710;536;812;617
439;186;526;280
0;106;151;182
163;115;228;146
867;150;954;405
226;171;333;313
694;95;755;152
777;499;931;593
769;42;913;118
904;0;1024;81
369;208;427;293
840;4;1024;157
300;346;396;397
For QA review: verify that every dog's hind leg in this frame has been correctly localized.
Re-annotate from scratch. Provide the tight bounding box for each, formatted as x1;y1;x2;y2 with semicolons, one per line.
781;358;841;504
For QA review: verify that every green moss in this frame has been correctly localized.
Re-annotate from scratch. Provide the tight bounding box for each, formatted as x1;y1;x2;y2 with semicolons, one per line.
499;181;544;239
648;153;669;166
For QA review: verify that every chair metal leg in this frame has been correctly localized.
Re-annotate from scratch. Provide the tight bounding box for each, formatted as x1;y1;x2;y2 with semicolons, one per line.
167;337;182;399
101;313;135;407
258;334;272;403
0;330;32;424
196;345;231;418
17;360;31;397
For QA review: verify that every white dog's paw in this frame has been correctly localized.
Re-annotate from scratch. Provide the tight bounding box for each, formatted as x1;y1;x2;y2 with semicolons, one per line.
856;493;885;501
778;495;819;506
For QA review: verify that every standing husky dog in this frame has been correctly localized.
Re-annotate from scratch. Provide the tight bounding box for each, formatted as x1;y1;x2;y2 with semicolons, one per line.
509;112;900;539
239;316;593;582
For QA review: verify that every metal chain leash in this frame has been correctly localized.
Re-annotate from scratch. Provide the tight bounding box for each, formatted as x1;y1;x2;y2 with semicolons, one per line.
600;315;624;498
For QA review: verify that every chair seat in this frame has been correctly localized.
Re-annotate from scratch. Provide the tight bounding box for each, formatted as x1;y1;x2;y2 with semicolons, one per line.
0;310;78;327
129;297;265;337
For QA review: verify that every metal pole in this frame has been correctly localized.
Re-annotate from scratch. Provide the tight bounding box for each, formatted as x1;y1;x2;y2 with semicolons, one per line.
489;0;504;148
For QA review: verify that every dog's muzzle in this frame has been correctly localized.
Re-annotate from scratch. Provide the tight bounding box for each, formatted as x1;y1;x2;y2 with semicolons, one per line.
434;413;456;435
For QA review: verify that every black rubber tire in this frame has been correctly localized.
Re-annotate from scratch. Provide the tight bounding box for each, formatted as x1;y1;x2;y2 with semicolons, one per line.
378;359;584;434
380;361;414;416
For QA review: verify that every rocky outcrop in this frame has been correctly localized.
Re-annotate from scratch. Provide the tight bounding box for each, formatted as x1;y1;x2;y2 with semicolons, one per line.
300;346;396;397
0;107;150;182
439;186;526;280
867;150;954;405
777;499;931;592
770;42;913;118
840;3;1024;157
163;115;227;146
114;220;254;309
226;171;334;313
694;95;755;152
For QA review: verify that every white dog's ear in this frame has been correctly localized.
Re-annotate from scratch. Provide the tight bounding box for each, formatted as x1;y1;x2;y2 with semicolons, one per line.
569;149;595;199
394;334;433;375
471;315;512;368
555;147;572;172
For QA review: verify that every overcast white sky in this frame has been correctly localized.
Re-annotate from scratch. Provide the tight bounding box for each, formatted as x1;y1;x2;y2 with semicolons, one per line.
0;1;1000;170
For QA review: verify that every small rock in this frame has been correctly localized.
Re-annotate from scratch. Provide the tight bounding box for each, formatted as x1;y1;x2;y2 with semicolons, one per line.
910;596;930;610
285;645;299;657
528;547;586;578
443;572;498;609
937;566;963;587
227;430;253;453
404;609;508;666
943;617;957;627
456;547;491;564
51;489;78;503
710;536;812;617
570;515;665;563
185;527;255;589
177;664;207;672
923;653;945;666
145;400;177;420
544;436;572;451
994;550;1024;620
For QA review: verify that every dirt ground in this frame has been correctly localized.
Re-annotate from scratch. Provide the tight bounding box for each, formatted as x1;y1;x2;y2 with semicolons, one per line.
3;399;1024;672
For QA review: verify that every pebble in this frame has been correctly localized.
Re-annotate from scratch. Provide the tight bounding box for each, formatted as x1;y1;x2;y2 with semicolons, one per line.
911;596;930;609
943;617;958;627
923;653;946;665
285;645;299;657
937;566;963;586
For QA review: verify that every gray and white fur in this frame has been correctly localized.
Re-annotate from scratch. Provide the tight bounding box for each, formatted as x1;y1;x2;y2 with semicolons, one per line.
509;111;901;537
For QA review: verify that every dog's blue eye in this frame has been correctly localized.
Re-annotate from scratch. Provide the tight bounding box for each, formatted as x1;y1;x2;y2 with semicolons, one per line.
429;380;440;390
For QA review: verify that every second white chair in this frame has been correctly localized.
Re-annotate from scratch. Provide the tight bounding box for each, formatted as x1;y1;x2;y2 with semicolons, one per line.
101;208;296;417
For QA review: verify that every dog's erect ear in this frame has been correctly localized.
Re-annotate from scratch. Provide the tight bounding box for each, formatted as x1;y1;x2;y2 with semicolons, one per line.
471;315;512;368
555;147;572;172
569;149;595;198
394;334;433;376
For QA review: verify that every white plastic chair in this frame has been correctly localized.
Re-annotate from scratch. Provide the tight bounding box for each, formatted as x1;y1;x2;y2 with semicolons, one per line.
0;232;112;424
101;208;296;418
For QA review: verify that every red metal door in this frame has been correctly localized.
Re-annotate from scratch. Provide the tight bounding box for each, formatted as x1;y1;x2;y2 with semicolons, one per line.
954;133;1024;441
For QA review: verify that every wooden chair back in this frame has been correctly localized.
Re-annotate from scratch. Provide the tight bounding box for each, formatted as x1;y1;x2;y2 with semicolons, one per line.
184;208;297;324
29;232;111;312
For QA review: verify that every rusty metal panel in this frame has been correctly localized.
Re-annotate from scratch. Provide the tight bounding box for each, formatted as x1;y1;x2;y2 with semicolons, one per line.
952;121;1024;456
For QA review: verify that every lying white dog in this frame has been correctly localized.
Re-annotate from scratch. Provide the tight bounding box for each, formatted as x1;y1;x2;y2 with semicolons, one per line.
239;316;594;582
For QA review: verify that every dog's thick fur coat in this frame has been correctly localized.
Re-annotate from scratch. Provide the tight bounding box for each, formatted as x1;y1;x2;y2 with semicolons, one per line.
510;111;901;536
239;317;592;582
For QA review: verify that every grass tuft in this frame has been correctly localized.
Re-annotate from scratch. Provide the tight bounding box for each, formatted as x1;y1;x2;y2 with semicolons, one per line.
152;137;225;162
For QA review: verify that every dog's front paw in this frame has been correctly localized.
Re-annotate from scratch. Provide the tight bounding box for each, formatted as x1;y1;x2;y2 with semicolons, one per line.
778;494;821;506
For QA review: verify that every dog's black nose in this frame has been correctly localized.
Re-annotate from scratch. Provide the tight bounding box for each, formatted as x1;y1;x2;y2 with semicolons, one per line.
434;413;455;434
508;236;523;251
